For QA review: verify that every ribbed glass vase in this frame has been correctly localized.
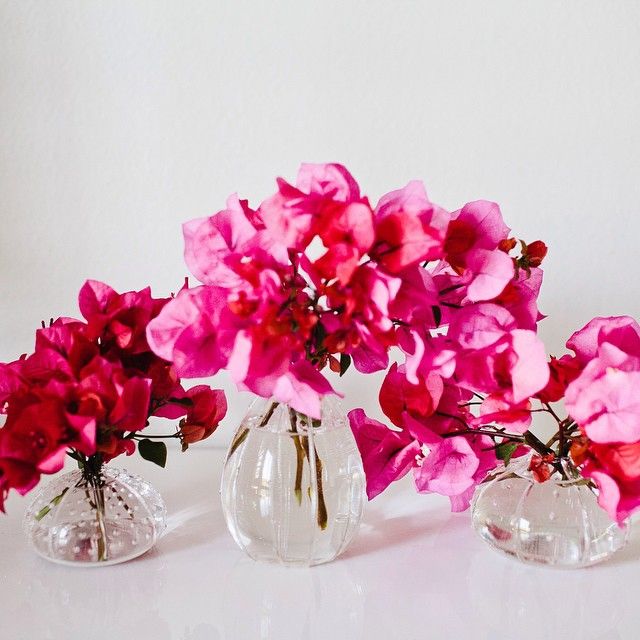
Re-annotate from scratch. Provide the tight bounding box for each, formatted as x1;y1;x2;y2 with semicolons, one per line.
24;467;167;566
220;396;365;566
471;455;629;568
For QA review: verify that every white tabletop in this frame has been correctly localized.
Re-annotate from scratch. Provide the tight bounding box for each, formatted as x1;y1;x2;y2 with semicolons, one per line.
1;447;639;640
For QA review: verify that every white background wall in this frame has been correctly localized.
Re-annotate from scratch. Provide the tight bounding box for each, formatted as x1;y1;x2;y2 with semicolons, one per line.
1;1;639;446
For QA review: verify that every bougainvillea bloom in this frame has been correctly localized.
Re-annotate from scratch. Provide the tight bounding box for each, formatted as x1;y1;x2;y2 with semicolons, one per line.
0;281;227;512
147;163;552;510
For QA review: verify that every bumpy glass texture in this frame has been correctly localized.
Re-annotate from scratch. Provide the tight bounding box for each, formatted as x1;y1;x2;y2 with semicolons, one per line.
24;467;167;566
221;396;365;566
472;455;629;567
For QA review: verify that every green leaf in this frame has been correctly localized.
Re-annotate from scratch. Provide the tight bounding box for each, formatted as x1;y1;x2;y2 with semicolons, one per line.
432;305;442;328
495;442;518;466
339;353;351;376
313;322;327;349
35;505;51;521
34;487;69;521
138;439;167;468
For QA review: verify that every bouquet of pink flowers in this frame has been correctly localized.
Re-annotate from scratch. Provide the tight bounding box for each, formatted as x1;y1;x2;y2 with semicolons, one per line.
146;162;640;529
147;164;545;419
352;313;640;525
0;280;227;512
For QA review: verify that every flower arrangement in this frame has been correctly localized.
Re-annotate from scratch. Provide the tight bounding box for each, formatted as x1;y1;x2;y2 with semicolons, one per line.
0;280;227;513
352;313;640;526
146;164;544;420
2;161;637;566
146;162;640;532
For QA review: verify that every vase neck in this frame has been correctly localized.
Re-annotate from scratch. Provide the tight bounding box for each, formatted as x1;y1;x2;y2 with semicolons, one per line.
79;454;105;484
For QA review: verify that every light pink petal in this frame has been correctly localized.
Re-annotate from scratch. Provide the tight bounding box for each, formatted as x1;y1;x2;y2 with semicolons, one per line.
296;163;360;201
569;370;640;443
37;446;68;474
465;249;514;302
455;200;510;250
414;436;480;496
567;316;640;364
448;303;515;350
509;330;550;403
349;408;420;499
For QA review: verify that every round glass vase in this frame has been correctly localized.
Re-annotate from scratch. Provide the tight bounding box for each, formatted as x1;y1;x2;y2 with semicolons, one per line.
24;466;167;566
220;396;366;566
471;454;629;568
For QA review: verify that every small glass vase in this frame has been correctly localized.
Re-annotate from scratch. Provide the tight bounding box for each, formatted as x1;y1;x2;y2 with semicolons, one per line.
220;396;365;566
24;466;167;566
471;454;629;568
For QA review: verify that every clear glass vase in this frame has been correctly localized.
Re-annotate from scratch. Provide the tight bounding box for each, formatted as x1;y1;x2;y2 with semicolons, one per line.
220;396;365;566
471;454;629;567
24;466;167;566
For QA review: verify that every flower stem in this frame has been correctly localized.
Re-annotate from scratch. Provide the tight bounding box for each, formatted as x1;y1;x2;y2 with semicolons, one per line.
81;455;108;562
289;408;306;506
290;407;328;530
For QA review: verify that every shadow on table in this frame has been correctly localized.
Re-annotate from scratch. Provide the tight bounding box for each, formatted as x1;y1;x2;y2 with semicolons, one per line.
343;505;465;559
131;499;228;562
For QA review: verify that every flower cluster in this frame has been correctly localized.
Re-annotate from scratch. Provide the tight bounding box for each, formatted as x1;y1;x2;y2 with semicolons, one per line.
0;281;227;511
355;281;640;523
557;317;640;523
349;232;550;509
147;164;547;434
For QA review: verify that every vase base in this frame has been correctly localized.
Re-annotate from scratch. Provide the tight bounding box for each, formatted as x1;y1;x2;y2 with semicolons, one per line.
24;467;167;567
472;459;629;568
475;521;628;568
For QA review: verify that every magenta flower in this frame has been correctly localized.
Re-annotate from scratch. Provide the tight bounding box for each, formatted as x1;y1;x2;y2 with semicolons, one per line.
370;181;449;273
414;436;480;497
565;317;640;444
144;163;552;505
580;441;640;523
449;304;549;404
184;194;288;289
0;281;227;512
348;408;420;500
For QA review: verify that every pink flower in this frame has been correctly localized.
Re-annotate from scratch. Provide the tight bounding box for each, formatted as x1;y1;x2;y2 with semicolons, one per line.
396;328;457;385
567;316;640;365
414;436;480;497
348;409;420;499
296;163;361;201
566;365;640;444
184;194;287;288
228;331;335;419
323;264;401;373
491;267;544;331
146;285;237;378
388;266;439;326
565;317;640;444
449;304;550;404
578;441;640;524
0;400;79;474
79;280;164;355
0;458;39;512
371;181;449;273
260;163;365;251
444;200;510;271
447;440;498;512
472;393;532;433
179;386;228;444
378;363;444;428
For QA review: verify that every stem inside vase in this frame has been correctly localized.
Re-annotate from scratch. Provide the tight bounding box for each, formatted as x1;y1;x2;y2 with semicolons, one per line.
80;454;109;562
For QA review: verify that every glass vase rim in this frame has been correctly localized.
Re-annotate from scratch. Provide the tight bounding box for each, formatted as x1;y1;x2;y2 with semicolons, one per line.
490;452;590;488
240;394;348;434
